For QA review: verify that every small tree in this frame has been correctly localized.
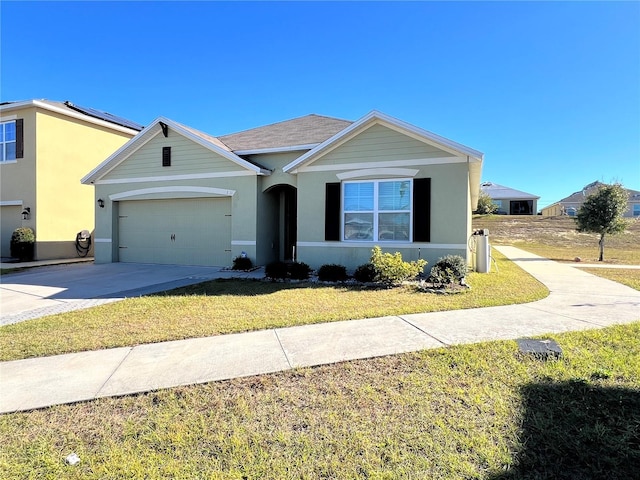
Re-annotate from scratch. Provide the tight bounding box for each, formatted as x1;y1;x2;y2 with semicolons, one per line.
474;191;498;215
575;183;629;261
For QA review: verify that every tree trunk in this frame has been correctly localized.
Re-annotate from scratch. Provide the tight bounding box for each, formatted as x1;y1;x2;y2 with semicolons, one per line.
599;233;605;261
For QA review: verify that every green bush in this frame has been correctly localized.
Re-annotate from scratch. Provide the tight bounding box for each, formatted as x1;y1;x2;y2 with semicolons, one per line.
318;264;348;282
289;261;311;280
429;255;467;287
232;255;253;271
265;261;312;281
353;263;377;283
370;246;427;286
265;261;288;280
474;191;498;215
10;227;35;261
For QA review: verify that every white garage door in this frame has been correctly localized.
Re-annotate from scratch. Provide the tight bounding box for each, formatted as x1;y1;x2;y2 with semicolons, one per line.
1;206;23;258
118;198;231;266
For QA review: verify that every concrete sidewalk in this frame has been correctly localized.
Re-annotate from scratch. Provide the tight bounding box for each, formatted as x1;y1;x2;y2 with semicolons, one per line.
1;246;639;413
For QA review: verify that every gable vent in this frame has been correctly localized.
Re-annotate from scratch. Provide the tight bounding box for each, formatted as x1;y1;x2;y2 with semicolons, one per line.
162;146;171;167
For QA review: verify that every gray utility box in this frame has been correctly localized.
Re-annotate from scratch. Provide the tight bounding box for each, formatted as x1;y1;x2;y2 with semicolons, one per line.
473;229;490;273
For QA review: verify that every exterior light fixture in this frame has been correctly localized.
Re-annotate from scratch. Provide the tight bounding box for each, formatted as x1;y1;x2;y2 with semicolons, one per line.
21;207;31;220
97;198;105;208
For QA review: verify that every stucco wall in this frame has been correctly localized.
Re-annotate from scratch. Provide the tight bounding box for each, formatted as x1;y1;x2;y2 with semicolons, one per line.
0;105;134;260
294;124;473;271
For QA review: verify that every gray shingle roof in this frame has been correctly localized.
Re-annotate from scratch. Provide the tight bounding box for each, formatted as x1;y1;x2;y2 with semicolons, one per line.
218;114;353;152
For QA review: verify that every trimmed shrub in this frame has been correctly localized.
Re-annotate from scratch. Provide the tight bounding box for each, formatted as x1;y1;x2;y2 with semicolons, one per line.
10;227;35;261
370;246;427;286
353;263;376;283
289;261;311;280
232;255;253;271
265;261;288;280
429;255;467;287
318;264;348;282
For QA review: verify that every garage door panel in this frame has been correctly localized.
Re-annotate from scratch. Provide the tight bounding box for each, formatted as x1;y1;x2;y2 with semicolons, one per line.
118;198;231;266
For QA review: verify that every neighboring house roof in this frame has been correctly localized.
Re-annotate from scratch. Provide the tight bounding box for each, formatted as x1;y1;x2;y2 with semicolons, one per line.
480;182;539;200
81;117;270;184
0;99;143;134
218;114;353;153
556;181;640;204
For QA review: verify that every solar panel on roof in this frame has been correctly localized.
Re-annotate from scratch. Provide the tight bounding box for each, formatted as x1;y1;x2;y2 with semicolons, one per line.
64;101;143;131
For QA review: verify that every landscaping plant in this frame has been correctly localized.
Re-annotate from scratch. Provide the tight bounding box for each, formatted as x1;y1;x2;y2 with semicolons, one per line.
370;245;427;286
10;227;35;261
575;183;630;261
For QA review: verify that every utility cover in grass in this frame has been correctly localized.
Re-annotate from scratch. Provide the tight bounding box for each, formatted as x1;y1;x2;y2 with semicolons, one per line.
516;338;563;360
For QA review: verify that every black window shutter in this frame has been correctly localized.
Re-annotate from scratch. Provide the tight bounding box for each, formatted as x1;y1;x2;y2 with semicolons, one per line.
413;178;431;242
162;146;171;167
325;182;341;241
15;119;24;159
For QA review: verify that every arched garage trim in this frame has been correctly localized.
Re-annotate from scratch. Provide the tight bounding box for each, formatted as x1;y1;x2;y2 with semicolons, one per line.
110;186;236;201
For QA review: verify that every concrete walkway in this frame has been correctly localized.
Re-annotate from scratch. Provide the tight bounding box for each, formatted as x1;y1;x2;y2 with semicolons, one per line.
1;246;639;413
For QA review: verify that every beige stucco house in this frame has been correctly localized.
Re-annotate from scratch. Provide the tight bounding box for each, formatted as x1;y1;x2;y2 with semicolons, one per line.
82;111;484;271
541;181;640;218
0;100;141;260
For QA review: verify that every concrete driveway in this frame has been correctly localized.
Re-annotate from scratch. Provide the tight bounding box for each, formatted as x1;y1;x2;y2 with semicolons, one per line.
0;262;263;325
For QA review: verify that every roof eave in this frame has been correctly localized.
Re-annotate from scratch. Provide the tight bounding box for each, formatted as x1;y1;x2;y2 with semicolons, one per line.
283;110;483;173
1;100;140;136
82;117;270;185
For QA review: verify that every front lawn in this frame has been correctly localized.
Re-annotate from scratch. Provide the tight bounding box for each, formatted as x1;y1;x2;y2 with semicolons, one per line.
1;322;638;479
0;250;547;361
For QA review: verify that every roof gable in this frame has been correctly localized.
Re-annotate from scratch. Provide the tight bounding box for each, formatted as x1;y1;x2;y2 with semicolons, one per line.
219;114;352;152
82;117;269;184
282;111;484;173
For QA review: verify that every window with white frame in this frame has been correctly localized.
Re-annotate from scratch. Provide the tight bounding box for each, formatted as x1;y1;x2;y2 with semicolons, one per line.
633;204;640;217
1;121;17;162
343;179;411;241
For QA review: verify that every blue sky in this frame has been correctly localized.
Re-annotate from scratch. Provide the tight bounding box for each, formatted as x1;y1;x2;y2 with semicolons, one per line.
2;1;639;209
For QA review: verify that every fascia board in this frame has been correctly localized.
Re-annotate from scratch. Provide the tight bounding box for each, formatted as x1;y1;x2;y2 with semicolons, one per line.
82;119;164;184
372;111;484;161
283;110;483;173
283;112;379;172
166;120;269;175
82;117;270;184
233;143;319;156
1;100;140;135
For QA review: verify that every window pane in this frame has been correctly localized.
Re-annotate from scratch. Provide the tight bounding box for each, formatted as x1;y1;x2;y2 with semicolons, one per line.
344;182;373;211
378;181;410;210
344;213;373;240
5;143;16;161
4;122;15;141
378;213;410;241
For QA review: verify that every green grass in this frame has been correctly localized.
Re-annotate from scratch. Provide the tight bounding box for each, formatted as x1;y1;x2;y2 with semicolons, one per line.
0;250;548;361
1;323;638;479
473;215;640;265
581;268;640;291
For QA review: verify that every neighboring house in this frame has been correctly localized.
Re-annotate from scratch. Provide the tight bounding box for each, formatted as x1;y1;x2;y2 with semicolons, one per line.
0;100;142;260
480;182;539;215
541;181;640;218
82;111;484;270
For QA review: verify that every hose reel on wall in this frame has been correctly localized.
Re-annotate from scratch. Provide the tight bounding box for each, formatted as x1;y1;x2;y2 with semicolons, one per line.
75;230;92;257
